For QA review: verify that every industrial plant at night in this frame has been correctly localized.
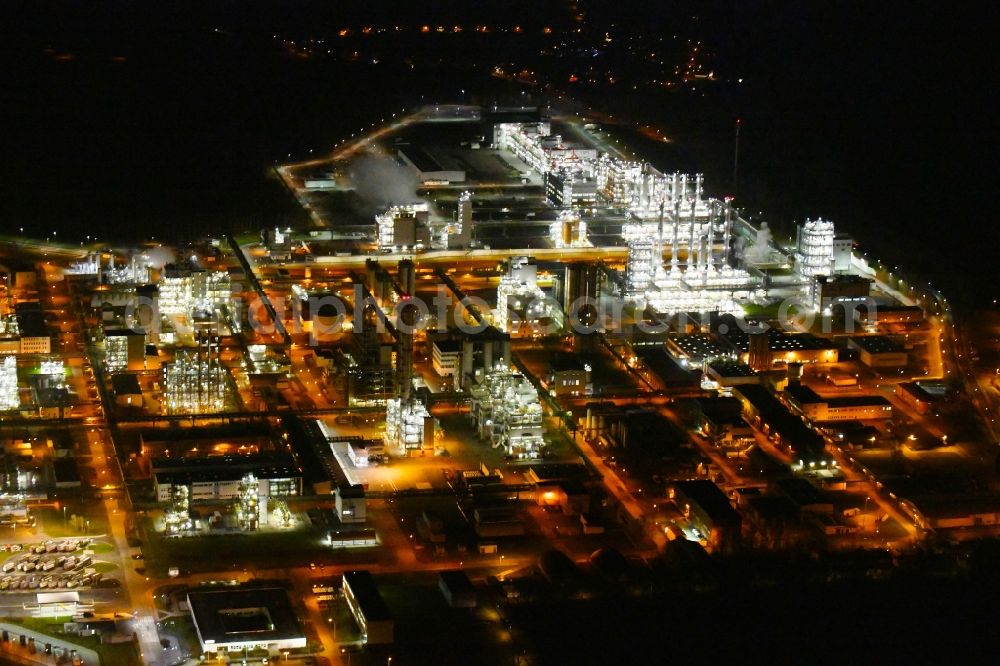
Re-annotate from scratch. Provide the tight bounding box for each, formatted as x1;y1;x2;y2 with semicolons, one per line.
0;1;995;665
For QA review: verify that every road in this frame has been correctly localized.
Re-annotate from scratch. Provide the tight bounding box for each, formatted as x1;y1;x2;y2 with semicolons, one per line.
103;497;164;666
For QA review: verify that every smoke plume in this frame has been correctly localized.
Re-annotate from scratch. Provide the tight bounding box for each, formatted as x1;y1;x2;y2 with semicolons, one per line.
347;154;419;210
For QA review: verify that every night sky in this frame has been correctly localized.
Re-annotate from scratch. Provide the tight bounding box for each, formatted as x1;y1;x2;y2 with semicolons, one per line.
0;1;995;304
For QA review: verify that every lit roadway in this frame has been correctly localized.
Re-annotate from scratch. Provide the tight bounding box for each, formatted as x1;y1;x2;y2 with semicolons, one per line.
866;251;1000;445
49;259;169;665
135;550;543;664
277;112;421;229
104;496;164;666
570;432;665;548
277;106;481;230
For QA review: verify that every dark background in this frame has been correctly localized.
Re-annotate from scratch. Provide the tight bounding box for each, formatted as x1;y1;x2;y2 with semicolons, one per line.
1;1;996;306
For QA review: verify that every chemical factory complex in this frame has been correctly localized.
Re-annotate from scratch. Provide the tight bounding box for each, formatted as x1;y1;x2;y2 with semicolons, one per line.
0;105;997;665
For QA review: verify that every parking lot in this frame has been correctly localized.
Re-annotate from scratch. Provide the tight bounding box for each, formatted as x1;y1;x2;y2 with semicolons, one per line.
0;538;108;592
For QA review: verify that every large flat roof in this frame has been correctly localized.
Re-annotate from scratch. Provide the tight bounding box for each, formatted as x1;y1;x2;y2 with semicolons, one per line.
398;145;443;173
343;570;392;622
827;395;892;408
153;453;301;485
850;336;904;354
708;360;758;378
672;480;740;525
111;373;141;395
667;333;732;360
735;385;824;460
786;383;823;405
773;477;829;507
14;302;48;338
898;381;947;401
726;329;838;352
187;587;304;646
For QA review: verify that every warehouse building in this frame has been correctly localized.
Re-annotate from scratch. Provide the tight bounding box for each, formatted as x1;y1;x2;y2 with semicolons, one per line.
342;571;394;645
153;454;302;503
187;587;307;655
669;480;742;552
785;384;893;422
849;336;908;368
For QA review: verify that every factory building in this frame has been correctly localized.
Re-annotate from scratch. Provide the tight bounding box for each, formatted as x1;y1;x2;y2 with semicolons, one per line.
832;234;854;272
669;480;742;552
187;587;307;655
548;355;590;397
855;305;926;331
746;331;772;371
2;302;52;355
473;504;525;537
110;372;143;408
849;336;909;368
290;285;348;342
795;218;836;278
375;204;431;251
334;484;367;524
726;328;840;366
470;367;545;459
162;327;227;415
152;454;302;503
666;333;735;366
433;328;511;389
549;209;590;248
342;571;394;645
491;123;767;317
345;296;397;407
385;284;438;457
812;274;873;315
784;384;893;422
104;327;146;372
772;478;835;514
158;264;231;317
446;191;474;249
692;397;756;447
397;146;465;184
431;338;462;378
706;360;760;387
895;381;947;415
494;122;596;175
558;262;600;314
619;173;758;314
595;156;644;206
495;258;562;336
384;400;435;457
438;570;477;608
0;356;18;411
545;168;598;207
734;385;826;462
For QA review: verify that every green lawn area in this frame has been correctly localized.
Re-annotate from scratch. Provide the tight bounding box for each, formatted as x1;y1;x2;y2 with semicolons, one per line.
157;615;200;655
34;507;109;540
1;616;142;666
743;301;797;318
92;561;118;574
88;541;116;555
